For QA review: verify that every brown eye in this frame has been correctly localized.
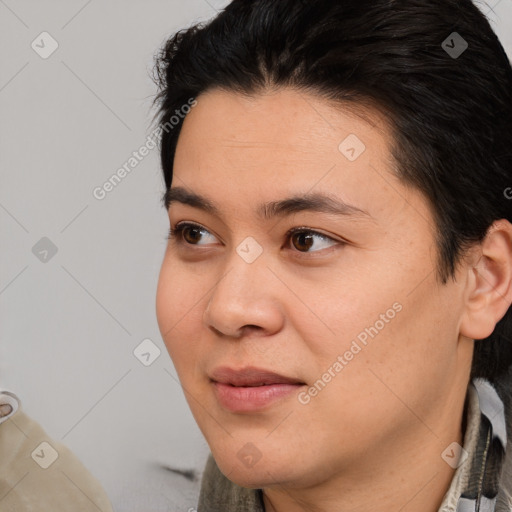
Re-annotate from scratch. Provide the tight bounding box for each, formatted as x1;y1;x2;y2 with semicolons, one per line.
287;228;340;253
291;232;315;252
168;223;217;246
182;225;204;244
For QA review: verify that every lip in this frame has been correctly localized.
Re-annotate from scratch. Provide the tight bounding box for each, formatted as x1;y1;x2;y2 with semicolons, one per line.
210;366;306;412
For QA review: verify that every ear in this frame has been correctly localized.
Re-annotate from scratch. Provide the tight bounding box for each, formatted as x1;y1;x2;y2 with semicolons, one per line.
460;219;512;340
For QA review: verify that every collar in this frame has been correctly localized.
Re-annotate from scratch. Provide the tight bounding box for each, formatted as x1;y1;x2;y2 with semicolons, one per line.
440;378;509;512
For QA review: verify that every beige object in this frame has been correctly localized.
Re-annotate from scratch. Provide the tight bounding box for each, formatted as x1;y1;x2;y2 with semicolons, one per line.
0;391;113;511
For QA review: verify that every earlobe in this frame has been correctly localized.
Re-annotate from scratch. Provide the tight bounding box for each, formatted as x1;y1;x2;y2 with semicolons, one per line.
460;219;512;341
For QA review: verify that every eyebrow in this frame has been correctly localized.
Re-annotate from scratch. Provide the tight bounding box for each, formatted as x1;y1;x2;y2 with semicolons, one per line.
162;186;372;220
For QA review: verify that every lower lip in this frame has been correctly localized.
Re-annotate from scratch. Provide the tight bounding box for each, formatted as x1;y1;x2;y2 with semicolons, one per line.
212;382;303;412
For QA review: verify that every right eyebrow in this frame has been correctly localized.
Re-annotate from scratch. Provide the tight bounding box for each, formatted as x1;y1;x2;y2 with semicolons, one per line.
162;187;221;216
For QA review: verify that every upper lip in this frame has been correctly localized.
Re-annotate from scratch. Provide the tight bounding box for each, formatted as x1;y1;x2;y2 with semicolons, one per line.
210;366;305;387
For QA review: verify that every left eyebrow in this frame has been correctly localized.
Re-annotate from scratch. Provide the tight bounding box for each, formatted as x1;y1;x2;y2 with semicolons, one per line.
162;186;373;221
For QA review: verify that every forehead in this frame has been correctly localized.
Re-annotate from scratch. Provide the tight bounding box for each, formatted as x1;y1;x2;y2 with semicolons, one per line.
171;87;425;226
176;87;392;161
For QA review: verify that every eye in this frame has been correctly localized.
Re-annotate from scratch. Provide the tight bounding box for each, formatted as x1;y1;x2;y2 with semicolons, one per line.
167;223;343;254
286;227;340;253
167;222;218;246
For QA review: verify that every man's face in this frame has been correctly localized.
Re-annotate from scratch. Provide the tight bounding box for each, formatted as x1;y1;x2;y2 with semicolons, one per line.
156;88;473;488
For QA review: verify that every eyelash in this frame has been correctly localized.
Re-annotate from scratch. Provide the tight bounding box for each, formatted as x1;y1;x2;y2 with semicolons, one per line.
166;222;344;256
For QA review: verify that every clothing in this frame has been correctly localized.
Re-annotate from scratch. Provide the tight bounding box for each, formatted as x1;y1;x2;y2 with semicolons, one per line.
197;373;512;512
0;391;114;512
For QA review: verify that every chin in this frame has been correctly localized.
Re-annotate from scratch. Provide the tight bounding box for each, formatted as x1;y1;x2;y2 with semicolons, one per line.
211;448;294;489
222;467;277;489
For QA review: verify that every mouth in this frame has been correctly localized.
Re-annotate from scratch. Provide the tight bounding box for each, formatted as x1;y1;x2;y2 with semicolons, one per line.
210;366;305;386
209;366;306;412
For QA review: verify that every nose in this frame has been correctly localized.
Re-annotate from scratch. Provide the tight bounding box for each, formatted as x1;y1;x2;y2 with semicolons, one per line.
202;251;285;339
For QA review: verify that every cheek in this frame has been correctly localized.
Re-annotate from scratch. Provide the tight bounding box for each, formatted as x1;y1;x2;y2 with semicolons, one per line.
304;247;454;384
156;259;205;359
298;293;458;447
334;281;460;410
299;267;401;355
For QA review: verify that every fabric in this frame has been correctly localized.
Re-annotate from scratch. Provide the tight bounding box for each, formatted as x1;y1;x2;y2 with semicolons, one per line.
439;378;510;511
0;391;114;512
197;375;512;512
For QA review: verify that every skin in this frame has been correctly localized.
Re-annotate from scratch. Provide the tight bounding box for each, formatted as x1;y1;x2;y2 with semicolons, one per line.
155;87;512;512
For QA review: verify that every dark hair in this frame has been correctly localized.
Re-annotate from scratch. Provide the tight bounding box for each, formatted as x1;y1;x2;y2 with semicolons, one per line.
152;0;512;383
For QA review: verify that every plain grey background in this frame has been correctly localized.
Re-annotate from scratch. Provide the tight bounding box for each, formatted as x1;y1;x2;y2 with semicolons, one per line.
1;1;511;511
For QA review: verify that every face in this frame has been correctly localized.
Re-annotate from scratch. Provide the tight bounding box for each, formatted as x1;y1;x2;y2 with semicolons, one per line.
156;87;473;489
